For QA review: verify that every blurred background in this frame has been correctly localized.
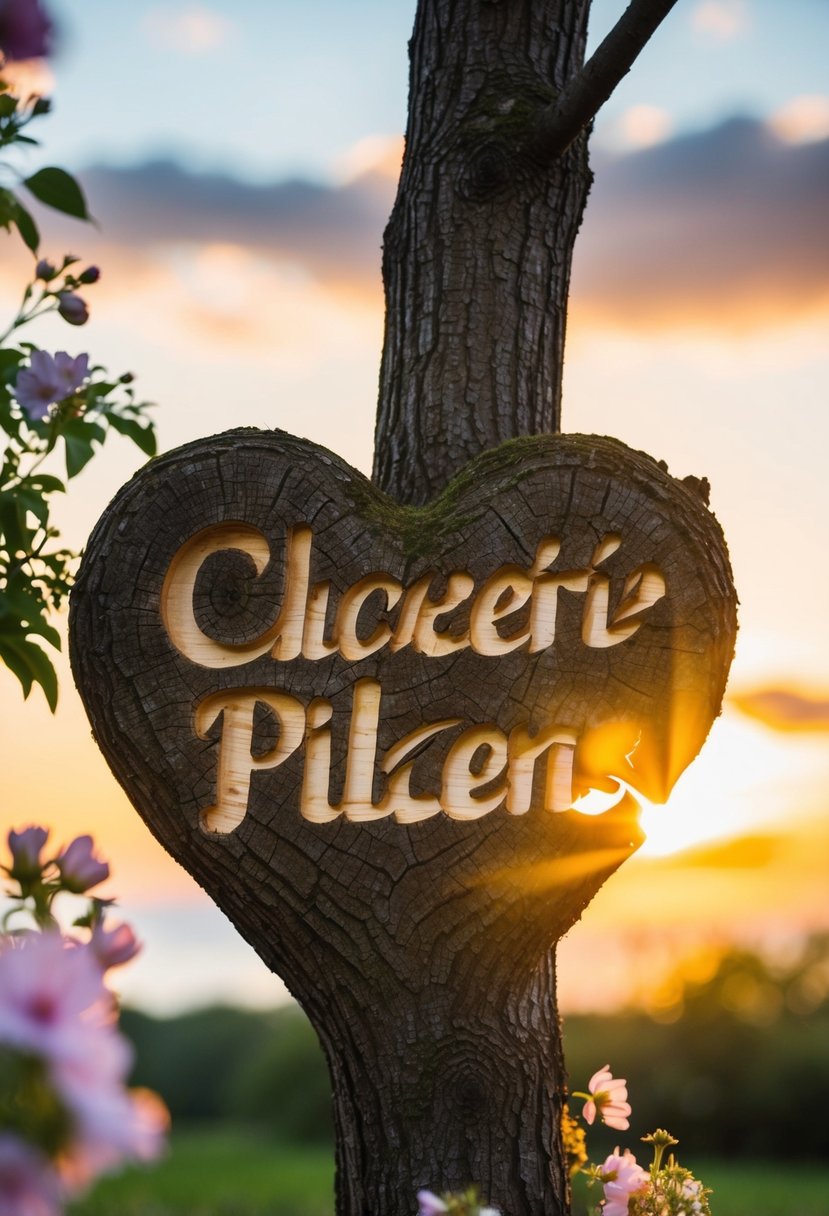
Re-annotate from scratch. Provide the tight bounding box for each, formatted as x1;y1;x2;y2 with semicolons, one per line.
1;1;828;1211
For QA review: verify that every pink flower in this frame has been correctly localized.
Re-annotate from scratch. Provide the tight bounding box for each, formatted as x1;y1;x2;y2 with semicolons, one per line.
56;835;109;893
0;0;54;63
0;1135;61;1216
57;291;89;326
0;933;112;1067
417;1192;448;1215
89;919;141;970
0;933;167;1189
14;350;89;420
583;1065;632;1131
6;825;48;884
58;1083;169;1188
599;1148;648;1216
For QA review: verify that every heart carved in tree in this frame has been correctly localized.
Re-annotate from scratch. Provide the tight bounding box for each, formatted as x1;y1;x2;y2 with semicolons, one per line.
70;430;736;1000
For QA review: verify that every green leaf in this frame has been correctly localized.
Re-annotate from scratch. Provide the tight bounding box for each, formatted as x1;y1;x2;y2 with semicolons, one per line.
106;411;158;456
23;167;90;222
0;633;58;710
0;635;33;699
26;473;65;494
0;94;16;118
0;187;16;226
63;432;96;478
15;486;50;526
12;200;39;253
61;417;105;478
0;347;24;374
18;613;61;650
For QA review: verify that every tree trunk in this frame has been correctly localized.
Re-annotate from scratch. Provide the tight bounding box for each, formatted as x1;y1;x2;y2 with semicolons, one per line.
374;0;592;506
368;2;593;1210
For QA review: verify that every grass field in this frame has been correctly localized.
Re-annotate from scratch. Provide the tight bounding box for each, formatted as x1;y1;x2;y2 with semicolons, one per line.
71;1127;828;1216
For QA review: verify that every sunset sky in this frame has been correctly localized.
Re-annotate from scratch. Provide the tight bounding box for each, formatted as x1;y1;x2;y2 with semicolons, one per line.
2;0;828;1015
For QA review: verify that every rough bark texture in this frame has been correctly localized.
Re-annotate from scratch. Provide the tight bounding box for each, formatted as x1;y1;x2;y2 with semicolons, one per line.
70;431;737;1215
373;0;593;506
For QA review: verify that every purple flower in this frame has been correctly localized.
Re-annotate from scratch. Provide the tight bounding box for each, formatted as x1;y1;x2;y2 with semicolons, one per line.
89;919;141;970
0;1134;61;1216
56;835;109;893
417;1193;448;1216
35;257;56;281
14;349;89;420
6;825;48;884
52;350;89;395
77;265;100;285
57;290;88;326
0;0;54;63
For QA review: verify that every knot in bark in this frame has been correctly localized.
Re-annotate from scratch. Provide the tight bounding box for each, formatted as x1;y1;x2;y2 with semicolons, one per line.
445;1061;491;1122
458;139;517;203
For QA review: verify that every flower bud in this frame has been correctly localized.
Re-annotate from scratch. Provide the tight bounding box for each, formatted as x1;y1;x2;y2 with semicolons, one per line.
90;919;141;970
57;291;89;326
78;265;100;285
35;258;56;282
57;835;109;893
7;825;49;885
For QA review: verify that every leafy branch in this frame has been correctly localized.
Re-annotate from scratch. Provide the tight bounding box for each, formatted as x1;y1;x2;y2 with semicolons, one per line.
0;72;157;710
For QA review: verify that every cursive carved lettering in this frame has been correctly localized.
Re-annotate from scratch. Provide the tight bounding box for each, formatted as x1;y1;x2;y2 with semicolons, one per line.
161;525;666;668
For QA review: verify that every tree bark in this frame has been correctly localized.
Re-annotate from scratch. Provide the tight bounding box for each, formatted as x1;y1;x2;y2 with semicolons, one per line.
373;0;593;506
370;3;593;1208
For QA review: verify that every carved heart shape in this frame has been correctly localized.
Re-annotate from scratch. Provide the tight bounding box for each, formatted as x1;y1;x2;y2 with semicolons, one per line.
70;430;736;990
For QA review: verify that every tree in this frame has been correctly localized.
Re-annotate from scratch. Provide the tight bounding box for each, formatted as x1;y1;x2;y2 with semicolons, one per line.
374;0;680;504
364;2;682;1211
70;2;738;1214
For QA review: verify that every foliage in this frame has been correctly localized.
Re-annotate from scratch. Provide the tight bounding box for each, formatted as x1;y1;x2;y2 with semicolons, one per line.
120;1004;333;1144
0;71;156;710
115;939;829;1166
0;825;168;1212
564;937;829;1162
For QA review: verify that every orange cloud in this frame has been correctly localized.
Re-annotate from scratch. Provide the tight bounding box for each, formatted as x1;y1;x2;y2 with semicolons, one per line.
17;115;828;336
732;687;829;732
571;118;829;331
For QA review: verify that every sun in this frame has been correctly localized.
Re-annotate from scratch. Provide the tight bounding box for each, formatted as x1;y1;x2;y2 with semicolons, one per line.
635;708;797;857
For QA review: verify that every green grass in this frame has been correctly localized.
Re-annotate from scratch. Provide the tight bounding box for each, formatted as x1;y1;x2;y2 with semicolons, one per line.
69;1126;335;1216
687;1161;829;1216
71;1130;828;1216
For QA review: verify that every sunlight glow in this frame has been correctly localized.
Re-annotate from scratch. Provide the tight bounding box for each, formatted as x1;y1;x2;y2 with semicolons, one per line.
567;706;829;861
637;710;821;857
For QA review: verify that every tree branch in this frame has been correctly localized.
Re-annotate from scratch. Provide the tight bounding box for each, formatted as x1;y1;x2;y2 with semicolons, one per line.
531;0;681;161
